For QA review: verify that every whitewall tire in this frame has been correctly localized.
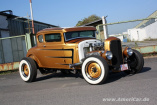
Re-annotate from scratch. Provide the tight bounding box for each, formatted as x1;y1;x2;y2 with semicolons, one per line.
82;55;109;85
19;57;37;82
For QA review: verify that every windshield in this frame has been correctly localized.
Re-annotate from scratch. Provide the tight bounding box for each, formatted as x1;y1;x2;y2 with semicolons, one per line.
64;31;95;41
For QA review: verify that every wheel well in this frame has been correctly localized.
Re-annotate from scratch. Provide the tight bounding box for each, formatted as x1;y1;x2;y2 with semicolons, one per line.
28;54;41;69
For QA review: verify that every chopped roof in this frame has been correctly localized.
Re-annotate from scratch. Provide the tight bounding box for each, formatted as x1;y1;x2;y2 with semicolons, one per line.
37;26;96;34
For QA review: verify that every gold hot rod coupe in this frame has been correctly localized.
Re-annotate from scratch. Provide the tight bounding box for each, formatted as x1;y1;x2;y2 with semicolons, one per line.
19;27;144;85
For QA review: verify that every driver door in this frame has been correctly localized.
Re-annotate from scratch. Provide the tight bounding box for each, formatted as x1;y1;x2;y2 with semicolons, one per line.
36;33;66;68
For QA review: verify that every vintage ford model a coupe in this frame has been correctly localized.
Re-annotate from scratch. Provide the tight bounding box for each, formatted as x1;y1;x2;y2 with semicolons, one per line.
19;27;144;85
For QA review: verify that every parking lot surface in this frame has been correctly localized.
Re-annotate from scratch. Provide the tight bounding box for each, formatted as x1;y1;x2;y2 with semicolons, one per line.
0;57;157;105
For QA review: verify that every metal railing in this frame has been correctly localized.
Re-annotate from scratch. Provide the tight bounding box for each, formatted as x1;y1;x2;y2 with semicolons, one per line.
96;17;157;41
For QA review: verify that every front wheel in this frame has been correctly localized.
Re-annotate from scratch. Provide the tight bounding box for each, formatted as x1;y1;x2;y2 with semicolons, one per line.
82;55;109;85
19;57;37;82
125;49;144;74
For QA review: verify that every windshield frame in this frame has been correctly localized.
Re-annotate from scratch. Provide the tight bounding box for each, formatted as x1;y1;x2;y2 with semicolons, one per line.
64;30;96;42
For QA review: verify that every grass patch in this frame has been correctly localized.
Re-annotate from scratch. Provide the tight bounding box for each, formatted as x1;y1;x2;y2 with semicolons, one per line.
0;69;18;75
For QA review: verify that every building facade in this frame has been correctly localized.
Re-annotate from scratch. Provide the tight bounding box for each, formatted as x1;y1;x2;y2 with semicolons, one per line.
0;10;58;38
128;10;157;41
0;10;58;64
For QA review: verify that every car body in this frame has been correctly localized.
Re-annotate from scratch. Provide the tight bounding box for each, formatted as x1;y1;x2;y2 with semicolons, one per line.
19;26;144;85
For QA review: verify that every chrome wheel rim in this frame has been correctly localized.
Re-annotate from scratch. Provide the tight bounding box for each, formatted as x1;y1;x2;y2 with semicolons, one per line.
22;64;29;77
85;62;101;80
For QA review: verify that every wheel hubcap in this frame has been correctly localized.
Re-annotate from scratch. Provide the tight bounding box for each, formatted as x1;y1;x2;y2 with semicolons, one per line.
23;64;29;76
86;62;101;79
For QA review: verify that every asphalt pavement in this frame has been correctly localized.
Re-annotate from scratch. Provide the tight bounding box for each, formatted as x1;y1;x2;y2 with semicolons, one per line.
0;57;157;105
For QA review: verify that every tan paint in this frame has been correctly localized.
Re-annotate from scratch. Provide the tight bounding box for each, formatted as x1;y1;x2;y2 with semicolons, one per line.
86;62;101;78
123;47;129;57
26;27;128;70
27;27;96;69
104;37;121;51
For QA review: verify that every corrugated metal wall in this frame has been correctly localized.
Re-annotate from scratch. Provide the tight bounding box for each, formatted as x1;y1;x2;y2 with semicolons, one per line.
0;40;4;63
0;36;27;64
7;19;50;36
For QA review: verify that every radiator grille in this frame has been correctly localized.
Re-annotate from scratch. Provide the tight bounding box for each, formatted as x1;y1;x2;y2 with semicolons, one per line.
110;40;123;69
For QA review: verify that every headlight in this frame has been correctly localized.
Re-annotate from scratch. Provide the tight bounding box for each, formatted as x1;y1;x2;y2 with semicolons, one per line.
105;51;113;60
127;48;133;56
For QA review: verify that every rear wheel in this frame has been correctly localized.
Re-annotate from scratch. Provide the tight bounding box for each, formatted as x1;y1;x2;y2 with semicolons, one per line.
82;55;109;85
125;49;144;74
19;57;37;82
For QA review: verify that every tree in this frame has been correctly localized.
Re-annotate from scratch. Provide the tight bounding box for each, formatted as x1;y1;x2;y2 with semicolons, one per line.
76;15;101;26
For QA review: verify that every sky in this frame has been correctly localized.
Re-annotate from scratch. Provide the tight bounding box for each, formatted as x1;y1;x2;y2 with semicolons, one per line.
0;0;157;27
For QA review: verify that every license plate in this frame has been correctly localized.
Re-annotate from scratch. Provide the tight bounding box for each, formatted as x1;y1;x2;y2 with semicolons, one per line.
120;64;128;71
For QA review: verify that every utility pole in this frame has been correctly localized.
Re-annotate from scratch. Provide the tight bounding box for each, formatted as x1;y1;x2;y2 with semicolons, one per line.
102;16;108;39
26;13;31;33
29;0;35;34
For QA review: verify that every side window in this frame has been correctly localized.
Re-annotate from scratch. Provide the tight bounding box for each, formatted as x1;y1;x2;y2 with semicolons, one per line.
38;35;43;43
45;33;61;42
